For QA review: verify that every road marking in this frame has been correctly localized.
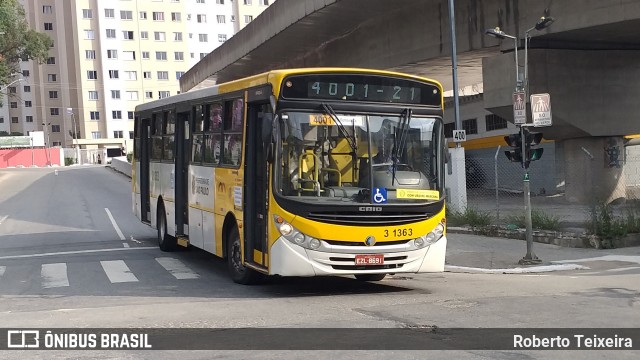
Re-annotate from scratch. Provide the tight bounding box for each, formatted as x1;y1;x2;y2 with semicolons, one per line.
104;208;125;240
0;215;8;225
155;257;200;279
100;260;138;283
41;263;69;288
123;243;130;248
0;247;156;260
0;266;5;278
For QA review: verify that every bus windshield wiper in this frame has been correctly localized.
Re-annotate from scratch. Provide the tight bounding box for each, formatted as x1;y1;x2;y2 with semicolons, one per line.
391;108;412;185
321;103;357;152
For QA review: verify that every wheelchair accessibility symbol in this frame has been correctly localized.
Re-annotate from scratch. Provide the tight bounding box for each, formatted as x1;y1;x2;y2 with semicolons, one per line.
372;188;387;204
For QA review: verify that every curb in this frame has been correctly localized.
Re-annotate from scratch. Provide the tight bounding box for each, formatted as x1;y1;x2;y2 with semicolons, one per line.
447;226;640;249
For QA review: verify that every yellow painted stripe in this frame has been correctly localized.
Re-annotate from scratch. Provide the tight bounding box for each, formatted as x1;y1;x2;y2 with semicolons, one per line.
626;134;640;139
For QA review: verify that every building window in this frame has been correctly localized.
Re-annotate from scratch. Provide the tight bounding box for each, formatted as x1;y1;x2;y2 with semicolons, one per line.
462;118;478;135
0;117;4;123
126;91;138;100
112;111;122;119
158;91;170;99
197;0;205;3
11;117;18;123
140;31;148;40
113;131;124;138
46;57;56;64
105;9;114;18
82;9;92;18
128;111;135;120
87;70;98;80
444;123;455;138
43;5;53;13
44;22;53;30
155;51;167;60
88;91;99;100
218;34;227;43
145;91;153;99
26;116;33;123
51;125;60;133
174;52;184;61
197;14;206;23
124;71;137;80
200;53;207;59
244;0;252;4
171;12;181;21
109;70;119;79
8;87;16;94
139;11;147;20
120;10;133;20
52;141;61;146
245;15;253;23
143;71;152;79
49;91;58;98
122;51;136;60
111;90;121;99
262;0;269;5
48;74;57;82
153;12;164;21
25;101;32;107
154;32;166;41
198;34;208;42
176;71;185;79
129;131;134;139
86;50;96;59
92;132;101;139
485;114;508;131
106;29;116;38
157;71;168;80
217;15;225;23
50;108;60;115
10;102;17;108
231;15;235;22
107;49;117;59
216;0;224;4
142;51;150;59
123;31;134;40
23;86;31;92
85;30;94;39
173;32;183;41
90;111;100;120
22;70;30;77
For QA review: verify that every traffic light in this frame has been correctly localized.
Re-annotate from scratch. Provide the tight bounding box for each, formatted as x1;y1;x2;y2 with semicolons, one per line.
503;129;544;169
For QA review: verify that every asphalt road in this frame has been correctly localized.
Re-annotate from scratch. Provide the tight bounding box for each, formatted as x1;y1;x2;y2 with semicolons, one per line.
0;166;638;359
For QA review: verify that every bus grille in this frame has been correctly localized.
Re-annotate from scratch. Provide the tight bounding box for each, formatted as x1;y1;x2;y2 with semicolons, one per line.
306;212;430;226
324;239;411;247
331;264;404;271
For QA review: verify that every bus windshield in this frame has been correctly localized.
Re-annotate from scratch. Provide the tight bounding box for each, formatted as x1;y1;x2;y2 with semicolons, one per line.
276;110;443;204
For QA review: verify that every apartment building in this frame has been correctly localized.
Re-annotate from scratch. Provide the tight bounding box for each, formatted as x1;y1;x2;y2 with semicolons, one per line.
2;0;272;151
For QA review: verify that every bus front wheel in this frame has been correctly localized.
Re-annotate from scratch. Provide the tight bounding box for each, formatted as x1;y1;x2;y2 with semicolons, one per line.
354;274;386;282
157;203;177;251
227;227;262;285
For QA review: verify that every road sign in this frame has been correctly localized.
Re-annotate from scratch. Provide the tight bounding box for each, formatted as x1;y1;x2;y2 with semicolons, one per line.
452;129;466;143
530;93;552;127
513;91;526;124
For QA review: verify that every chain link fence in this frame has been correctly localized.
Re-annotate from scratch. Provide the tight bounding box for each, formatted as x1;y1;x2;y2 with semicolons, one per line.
450;143;640;232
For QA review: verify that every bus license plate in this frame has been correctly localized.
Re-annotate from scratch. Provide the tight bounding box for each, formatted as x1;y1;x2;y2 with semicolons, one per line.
355;254;384;265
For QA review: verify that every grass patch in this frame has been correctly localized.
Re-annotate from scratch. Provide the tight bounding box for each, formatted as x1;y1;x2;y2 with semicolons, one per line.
586;203;640;240
506;210;562;231
446;207;493;227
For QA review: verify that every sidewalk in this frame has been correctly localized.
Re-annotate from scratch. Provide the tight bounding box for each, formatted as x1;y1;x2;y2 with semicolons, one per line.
444;232;640;273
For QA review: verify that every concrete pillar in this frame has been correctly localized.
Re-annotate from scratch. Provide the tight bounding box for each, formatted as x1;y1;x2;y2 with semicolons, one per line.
445;147;467;212
563;137;626;205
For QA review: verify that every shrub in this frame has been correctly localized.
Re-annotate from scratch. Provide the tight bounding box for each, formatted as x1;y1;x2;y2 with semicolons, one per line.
506;210;562;231
446;207;493;227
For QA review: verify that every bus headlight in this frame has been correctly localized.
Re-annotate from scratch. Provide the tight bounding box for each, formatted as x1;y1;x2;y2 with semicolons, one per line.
414;223;445;249
274;215;322;250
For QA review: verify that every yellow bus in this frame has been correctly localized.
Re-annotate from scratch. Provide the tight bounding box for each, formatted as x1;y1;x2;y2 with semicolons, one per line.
133;68;448;284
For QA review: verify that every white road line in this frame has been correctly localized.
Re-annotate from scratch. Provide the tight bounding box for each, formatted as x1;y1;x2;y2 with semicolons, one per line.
123;243;130;248
0;247;156;260
0;215;8;225
104;208;125;240
155;257;200;279
100;260;138;283
41;263;69;288
0;266;5;278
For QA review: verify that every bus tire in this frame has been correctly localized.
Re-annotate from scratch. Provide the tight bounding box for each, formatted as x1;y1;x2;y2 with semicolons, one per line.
354;274;386;282
157;202;176;252
227;226;262;285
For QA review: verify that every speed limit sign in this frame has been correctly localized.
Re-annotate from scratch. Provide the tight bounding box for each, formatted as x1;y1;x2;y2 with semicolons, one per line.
453;129;466;143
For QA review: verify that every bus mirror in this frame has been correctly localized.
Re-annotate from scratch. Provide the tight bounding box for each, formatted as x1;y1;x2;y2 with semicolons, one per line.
262;113;273;144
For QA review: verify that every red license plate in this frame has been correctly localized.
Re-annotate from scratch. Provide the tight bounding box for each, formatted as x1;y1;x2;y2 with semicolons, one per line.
355;254;384;265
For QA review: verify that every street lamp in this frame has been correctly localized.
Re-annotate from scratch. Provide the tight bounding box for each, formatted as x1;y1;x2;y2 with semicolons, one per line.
67;107;81;165
484;17;555;265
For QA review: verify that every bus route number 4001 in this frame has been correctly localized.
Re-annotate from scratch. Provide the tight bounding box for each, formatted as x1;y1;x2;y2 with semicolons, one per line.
355;254;384;265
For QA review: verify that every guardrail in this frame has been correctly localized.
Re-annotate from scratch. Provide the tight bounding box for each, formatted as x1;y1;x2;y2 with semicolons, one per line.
110;157;131;177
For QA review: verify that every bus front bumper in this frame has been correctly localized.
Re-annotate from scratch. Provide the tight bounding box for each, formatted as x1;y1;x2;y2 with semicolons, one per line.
268;235;447;277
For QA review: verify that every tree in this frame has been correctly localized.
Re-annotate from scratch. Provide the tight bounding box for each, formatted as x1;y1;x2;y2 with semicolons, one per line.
0;0;52;86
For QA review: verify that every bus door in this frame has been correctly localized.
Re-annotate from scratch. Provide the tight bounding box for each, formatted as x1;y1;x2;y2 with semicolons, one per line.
243;101;271;269
175;111;190;236
140;117;151;223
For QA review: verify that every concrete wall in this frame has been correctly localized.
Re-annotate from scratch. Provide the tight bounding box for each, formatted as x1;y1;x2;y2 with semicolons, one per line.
110;157;132;178
0;148;62;168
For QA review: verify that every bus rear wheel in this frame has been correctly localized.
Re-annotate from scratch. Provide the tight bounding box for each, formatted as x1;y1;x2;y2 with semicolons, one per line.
157;203;177;252
227;227;262;285
354;274;386;282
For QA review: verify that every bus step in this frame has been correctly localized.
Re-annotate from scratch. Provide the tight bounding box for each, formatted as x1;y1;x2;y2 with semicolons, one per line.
176;236;189;248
